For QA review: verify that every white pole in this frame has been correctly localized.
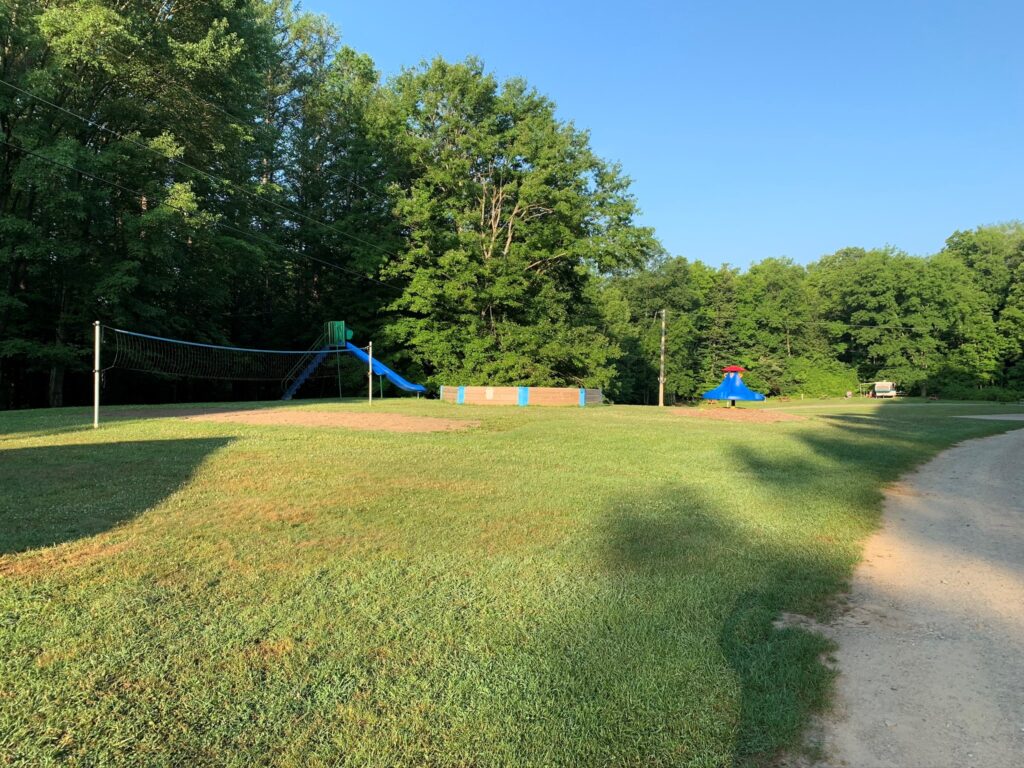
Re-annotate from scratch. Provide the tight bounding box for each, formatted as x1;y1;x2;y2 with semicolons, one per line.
367;341;373;406
93;321;100;429
658;308;666;407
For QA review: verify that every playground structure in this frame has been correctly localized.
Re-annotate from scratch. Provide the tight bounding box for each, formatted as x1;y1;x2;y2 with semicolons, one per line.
440;385;603;407
91;321;426;427
702;365;766;406
281;322;426;401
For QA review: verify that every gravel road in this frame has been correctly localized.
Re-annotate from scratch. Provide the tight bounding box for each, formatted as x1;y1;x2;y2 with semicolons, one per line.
810;421;1024;767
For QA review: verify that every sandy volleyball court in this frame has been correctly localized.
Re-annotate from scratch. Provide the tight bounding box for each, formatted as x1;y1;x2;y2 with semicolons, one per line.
107;407;479;433
186;408;479;433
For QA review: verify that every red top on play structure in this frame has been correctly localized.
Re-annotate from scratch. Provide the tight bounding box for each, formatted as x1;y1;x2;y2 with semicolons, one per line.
721;365;747;373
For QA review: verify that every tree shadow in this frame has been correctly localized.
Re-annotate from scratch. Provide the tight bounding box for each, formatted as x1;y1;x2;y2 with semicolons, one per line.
729;412;995;502
513;485;841;766
523;414;1020;764
0;401;305;441
0;438;232;554
0;409;95;441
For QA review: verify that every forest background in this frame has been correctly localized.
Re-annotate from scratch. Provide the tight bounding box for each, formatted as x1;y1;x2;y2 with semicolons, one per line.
2;1;1022;408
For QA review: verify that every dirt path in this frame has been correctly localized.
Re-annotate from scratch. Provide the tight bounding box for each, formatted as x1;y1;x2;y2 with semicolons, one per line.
808;424;1024;768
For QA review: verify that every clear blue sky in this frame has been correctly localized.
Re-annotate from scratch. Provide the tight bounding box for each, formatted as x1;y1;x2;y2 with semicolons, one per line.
302;0;1023;267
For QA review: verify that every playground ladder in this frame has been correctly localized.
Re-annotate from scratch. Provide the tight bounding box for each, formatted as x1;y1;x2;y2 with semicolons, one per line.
281;333;332;401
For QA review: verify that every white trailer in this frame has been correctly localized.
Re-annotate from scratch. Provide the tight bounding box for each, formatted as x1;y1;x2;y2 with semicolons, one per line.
873;381;897;398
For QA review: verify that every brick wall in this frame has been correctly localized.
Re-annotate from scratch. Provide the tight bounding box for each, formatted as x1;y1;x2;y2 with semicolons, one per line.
461;386;520;405
440;385;604;407
525;387;580;406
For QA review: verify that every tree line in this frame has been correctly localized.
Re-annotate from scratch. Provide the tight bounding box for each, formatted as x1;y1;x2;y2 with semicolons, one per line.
2;1;1021;408
608;230;1024;403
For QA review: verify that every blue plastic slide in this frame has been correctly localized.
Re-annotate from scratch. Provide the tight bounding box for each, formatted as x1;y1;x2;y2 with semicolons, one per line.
345;342;427;393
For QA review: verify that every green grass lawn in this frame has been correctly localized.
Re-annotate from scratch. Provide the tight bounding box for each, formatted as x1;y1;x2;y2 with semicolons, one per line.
1;398;1021;767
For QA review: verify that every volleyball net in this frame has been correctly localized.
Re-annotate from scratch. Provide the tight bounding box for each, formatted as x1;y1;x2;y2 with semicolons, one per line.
103;327;346;382
92;325;370;427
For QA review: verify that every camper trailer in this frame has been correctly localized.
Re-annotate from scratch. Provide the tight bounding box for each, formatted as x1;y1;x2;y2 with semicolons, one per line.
872;381;897;398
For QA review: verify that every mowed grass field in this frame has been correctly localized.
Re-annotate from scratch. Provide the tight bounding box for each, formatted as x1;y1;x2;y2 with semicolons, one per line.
1;398;1021;767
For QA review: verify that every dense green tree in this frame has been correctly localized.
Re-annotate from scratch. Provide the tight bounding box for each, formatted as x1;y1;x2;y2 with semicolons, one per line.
996;262;1024;387
267;16;405;349
0;0;281;405
811;248;936;392
941;223;1024;387
381;58;657;388
610;257;715;402
731;258;838;394
810;246;1005;395
692;265;744;391
942;223;1024;309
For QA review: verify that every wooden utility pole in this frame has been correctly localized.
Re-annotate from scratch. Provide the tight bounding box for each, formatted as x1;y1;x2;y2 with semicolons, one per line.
658;309;666;407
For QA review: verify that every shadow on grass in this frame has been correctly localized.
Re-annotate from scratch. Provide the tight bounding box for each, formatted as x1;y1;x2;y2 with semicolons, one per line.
0;402;296;440
595;489;839;766
551;415;1011;764
0;438;232;554
0;409;95;440
713;414;1018;763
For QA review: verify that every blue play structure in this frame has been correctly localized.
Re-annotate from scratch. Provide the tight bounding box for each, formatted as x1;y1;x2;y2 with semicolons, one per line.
281;322;426;400
702;365;766;404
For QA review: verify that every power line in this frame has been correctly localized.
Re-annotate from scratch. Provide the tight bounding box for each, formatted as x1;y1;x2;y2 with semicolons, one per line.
0;75;404;266
93;38;396;209
0;137;404;293
797;319;945;332
99;37;395;210
628;311;945;333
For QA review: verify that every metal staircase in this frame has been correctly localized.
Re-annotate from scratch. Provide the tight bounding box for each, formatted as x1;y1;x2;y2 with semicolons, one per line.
281;333;332;401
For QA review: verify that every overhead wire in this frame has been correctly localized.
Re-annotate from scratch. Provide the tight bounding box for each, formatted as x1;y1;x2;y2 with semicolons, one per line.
0;74;404;267
626;313;948;333
0;137;404;292
92;37;396;208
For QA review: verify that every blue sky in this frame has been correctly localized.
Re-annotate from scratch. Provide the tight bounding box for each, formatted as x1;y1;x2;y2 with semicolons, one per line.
302;1;1023;267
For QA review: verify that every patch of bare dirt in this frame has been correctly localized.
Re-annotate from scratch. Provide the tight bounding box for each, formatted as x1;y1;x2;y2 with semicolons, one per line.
0;539;128;577
670;407;806;423
244;637;296;662
185;408;479;433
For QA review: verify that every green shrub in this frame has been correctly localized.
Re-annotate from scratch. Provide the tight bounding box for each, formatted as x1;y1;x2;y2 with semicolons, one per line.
779;357;859;398
933;383;1024;402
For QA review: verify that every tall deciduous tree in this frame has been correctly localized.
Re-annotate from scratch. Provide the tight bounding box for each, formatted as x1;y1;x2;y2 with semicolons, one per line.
381;58;657;387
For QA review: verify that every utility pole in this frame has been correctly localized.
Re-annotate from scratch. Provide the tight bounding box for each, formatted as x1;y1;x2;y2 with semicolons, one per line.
367;341;373;405
658;309;666;407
